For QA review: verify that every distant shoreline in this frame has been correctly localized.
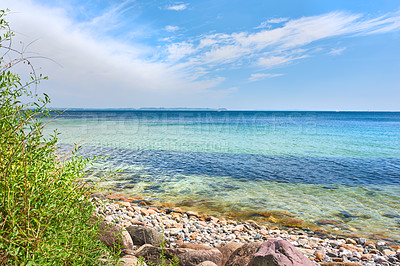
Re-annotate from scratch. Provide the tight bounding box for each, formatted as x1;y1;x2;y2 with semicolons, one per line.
48;108;400;112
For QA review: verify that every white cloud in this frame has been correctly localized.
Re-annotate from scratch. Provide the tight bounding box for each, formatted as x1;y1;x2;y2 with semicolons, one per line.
166;3;189;11
328;47;346;55
258;54;309;68
2;0;222;108
255;17;289;29
268;18;289;24
165;25;180;32
166;10;400;77
166;42;195;62
249;73;284;82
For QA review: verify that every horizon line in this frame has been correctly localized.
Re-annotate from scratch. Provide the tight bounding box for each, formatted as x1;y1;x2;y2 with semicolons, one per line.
47;107;400;112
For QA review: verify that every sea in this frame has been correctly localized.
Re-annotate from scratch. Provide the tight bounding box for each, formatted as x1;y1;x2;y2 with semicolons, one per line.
44;110;400;242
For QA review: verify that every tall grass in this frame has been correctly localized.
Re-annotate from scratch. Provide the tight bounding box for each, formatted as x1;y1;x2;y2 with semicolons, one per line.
0;10;116;264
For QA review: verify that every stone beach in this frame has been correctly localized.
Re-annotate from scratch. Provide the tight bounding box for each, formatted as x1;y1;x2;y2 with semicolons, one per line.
93;194;400;266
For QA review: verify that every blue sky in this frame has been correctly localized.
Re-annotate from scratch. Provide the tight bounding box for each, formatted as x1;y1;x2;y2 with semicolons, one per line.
3;0;400;110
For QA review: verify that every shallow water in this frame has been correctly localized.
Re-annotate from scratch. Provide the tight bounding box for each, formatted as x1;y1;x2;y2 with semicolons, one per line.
44;111;400;242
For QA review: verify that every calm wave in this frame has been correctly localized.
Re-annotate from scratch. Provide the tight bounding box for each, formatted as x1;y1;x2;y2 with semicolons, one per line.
45;111;400;242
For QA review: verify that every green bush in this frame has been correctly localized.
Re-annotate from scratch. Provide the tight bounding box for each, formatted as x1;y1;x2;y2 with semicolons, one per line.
0;10;116;264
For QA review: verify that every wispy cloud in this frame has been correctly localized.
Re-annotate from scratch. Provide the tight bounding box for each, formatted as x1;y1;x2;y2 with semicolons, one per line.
258;54;309;68
166;3;189;11
255;17;289;29
165;10;400;77
165;25;180;32
328;47;346;55
3;0;222;108
249;73;284;82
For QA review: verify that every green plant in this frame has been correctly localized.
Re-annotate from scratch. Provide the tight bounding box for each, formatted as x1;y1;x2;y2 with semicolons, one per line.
0;9;118;264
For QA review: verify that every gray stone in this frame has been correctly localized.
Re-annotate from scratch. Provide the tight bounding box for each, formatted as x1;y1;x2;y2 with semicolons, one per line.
126;226;164;247
98;221;134;251
177;248;222;266
247;239;315;266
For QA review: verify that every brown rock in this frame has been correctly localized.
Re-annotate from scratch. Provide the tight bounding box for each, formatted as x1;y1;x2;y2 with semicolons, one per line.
369;249;380;254
126;226;164;247
119;201;131;207
177;248;222;266
120;197;134;203
140;208;150;216
217;242;244;266
130;218;146;226
176;239;184;247
247;239;315;266
338;243;363;253
361;253;372;260
382;249;396;256
197;261;218;266
98;221;134;252
190;233;199;240
147;208;156;215
315;252;323;261
148;207;159;213
346;238;357;245
172;212;182;219
181;243;212;250
172;207;183;213
106;194;121;200
244;220;260;229
187;211;200;218
120;255;147;266
139;201;148;206
232;225;245;232
208;216;219;223
225;242;262;266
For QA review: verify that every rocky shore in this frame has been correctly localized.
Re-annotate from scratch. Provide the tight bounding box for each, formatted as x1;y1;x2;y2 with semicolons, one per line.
93;194;400;266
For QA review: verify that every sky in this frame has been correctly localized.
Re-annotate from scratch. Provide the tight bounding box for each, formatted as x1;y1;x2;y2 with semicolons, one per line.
2;0;400;110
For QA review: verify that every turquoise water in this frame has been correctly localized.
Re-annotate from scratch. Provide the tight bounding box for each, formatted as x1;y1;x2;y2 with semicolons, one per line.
44;111;400;242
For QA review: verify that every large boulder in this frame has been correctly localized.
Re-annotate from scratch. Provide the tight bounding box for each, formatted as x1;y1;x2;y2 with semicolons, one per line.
181;243;213;250
133;244;193;265
217;242;244;266
225;242;262;266
98;221;134;252
126;226;164;246
247;239;316;266
177;248;222;266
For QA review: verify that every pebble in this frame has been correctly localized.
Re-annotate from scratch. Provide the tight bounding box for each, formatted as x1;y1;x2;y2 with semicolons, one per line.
93;196;399;266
